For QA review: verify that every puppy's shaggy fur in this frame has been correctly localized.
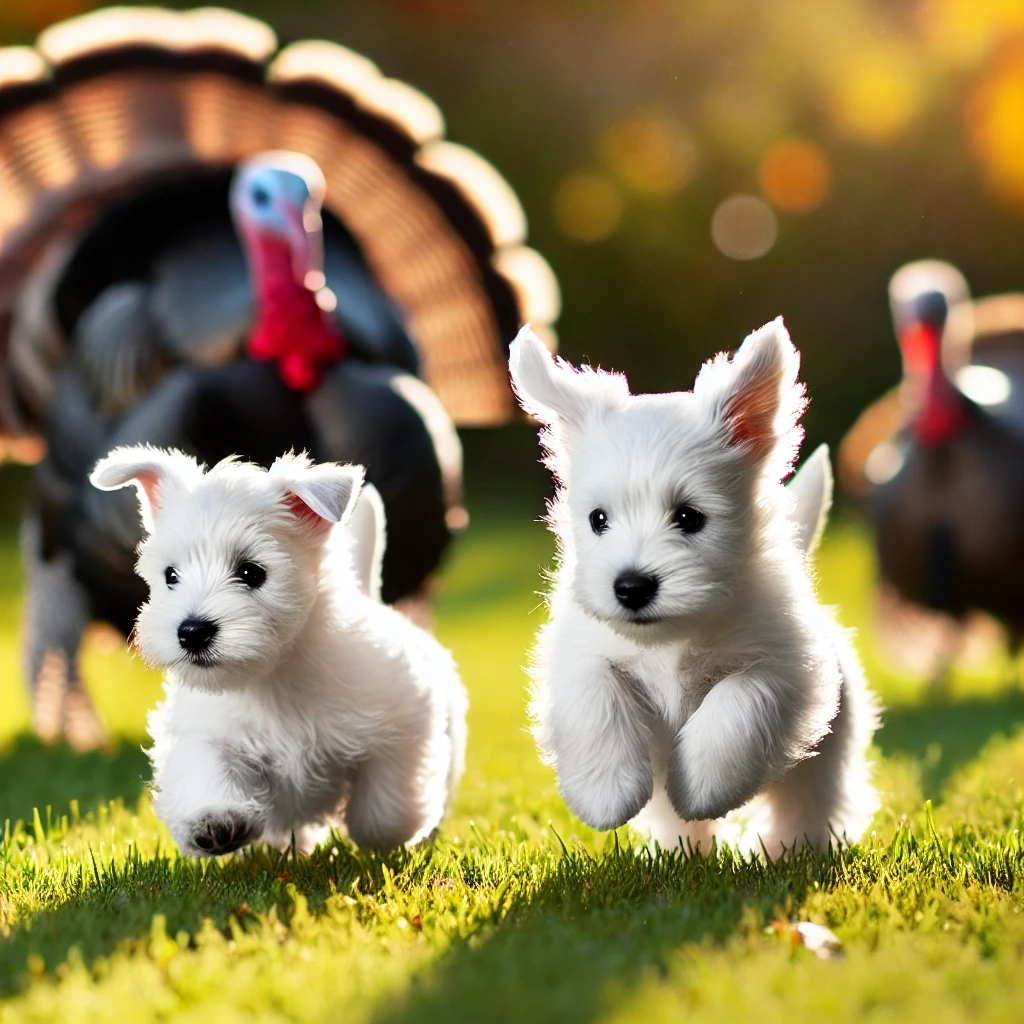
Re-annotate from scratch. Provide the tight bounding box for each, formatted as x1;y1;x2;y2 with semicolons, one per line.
510;320;878;858
91;447;467;857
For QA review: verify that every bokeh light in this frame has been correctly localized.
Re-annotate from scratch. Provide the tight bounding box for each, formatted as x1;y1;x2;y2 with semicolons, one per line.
711;194;778;261
829;51;923;144
967;48;1024;208
703;81;789;159
758;137;831;212
954;364;1012;407
600;111;697;195
552;172;623;244
918;0;1024;67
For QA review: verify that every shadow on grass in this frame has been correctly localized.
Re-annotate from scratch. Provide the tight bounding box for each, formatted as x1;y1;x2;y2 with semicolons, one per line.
877;689;1024;800
0;841;322;998
373;841;826;1024
0;734;150;826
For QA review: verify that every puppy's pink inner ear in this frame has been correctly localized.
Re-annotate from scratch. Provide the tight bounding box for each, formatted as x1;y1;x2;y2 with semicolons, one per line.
135;471;165;514
284;493;330;529
725;370;782;457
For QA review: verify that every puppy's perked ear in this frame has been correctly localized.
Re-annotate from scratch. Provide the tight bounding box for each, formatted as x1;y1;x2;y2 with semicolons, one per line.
694;317;807;468
90;446;203;531
272;456;364;530
787;443;833;555
509;324;627;429
346;483;386;600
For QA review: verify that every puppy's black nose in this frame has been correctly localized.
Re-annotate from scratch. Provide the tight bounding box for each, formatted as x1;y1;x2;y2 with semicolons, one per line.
614;572;659;611
178;617;219;654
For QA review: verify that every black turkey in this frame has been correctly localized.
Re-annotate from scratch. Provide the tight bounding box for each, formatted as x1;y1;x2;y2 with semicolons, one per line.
0;6;560;748
840;260;1024;677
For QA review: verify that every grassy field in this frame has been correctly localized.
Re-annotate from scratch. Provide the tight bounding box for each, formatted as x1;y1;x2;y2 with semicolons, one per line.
2;460;1024;1022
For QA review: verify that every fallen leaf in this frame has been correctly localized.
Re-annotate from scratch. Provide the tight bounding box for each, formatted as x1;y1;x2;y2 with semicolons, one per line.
768;920;844;959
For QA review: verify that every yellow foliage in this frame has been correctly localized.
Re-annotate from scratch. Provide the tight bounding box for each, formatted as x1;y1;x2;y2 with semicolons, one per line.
968;47;1024;207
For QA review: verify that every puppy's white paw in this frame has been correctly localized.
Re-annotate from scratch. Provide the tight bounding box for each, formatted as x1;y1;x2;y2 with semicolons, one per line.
666;746;752;821
667;711;765;822
181;807;266;857
559;760;653;831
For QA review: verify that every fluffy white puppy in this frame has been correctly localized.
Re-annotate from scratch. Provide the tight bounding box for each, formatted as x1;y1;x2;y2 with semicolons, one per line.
90;447;467;857
509;319;878;858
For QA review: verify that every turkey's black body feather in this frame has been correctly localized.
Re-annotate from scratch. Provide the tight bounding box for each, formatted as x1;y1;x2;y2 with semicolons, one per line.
872;403;1024;645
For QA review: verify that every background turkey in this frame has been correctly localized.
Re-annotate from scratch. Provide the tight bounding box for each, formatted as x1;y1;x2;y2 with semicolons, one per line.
0;5;560;749
839;260;1024;680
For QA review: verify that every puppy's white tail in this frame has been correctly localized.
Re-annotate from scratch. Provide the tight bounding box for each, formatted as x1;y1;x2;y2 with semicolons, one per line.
787;444;833;555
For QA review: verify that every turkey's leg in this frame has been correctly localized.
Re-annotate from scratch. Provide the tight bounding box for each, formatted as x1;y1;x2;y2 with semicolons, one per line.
20;514;107;752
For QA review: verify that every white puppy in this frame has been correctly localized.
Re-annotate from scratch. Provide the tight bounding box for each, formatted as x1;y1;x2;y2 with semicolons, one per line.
90;447;467;857
509;319;878;858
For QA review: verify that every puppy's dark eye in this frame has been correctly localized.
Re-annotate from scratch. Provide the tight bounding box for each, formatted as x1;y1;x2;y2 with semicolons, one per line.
674;505;706;534
165;566;179;587
589;509;609;535
236;561;267;589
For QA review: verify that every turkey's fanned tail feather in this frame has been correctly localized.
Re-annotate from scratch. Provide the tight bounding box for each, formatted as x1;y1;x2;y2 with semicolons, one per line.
0;5;560;433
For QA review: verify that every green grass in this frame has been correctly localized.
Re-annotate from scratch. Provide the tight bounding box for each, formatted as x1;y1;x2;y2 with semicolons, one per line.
2;472;1024;1022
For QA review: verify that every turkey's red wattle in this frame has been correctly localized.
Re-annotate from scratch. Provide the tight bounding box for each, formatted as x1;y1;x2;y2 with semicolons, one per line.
899;321;967;446
244;232;345;392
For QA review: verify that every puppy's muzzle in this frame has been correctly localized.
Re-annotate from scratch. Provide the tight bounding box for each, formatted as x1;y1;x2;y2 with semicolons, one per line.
614;572;659;611
178;617;219;656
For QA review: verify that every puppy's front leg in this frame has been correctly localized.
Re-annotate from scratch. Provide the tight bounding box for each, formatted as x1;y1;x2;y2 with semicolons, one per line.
667;674;790;822
152;735;268;857
539;658;655;831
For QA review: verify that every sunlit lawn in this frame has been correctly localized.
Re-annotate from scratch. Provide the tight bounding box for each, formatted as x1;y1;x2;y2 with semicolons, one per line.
2;459;1024;1022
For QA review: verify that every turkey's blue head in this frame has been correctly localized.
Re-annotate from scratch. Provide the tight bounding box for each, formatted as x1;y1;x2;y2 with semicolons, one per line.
230;151;344;391
230;151;328;288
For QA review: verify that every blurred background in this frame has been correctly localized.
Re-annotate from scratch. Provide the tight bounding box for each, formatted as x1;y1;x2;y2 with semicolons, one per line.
4;0;1024;478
